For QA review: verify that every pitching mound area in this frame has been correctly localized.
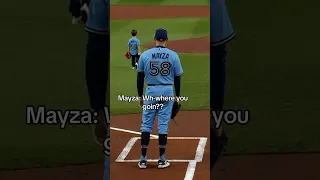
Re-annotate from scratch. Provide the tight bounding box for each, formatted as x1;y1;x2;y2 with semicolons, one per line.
144;36;209;54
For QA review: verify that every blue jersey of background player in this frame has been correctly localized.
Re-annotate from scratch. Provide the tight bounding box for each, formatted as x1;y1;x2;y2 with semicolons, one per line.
128;34;140;56
136;28;183;169
210;0;235;46
84;0;110;180
128;30;141;69
210;0;234;170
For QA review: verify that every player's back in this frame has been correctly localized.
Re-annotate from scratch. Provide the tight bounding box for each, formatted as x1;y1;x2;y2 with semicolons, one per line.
85;0;109;34
128;37;140;55
140;46;181;85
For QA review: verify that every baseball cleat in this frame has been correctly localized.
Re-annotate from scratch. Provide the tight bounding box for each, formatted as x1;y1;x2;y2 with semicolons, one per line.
132;67;135;69
158;160;170;169
138;160;147;169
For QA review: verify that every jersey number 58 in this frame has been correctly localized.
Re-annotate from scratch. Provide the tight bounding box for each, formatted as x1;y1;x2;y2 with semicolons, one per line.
149;61;171;76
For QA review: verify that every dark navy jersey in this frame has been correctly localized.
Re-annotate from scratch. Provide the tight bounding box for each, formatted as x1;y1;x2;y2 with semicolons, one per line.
85;0;110;34
210;0;235;46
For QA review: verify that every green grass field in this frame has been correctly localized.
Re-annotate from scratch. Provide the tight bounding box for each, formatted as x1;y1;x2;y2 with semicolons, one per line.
110;17;210;114
223;1;320;154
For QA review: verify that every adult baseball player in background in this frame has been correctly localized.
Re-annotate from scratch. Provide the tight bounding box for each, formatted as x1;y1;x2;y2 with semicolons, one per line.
136;28;183;169
128;30;141;69
210;0;235;169
84;0;110;179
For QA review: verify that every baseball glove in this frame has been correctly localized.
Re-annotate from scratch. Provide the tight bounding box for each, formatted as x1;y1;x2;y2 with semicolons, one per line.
125;51;131;59
171;101;181;120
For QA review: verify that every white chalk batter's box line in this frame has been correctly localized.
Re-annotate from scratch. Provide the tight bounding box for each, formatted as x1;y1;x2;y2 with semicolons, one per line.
115;137;207;163
115;137;207;180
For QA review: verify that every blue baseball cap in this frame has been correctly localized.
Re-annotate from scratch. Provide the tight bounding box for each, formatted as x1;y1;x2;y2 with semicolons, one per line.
154;28;168;41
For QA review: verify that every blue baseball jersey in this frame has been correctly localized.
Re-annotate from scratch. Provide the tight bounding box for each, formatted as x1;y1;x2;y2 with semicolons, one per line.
85;0;110;34
128;37;140;55
210;0;235;46
137;46;183;85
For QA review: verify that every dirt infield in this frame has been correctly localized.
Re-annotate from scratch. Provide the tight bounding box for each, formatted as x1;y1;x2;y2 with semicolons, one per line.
212;153;320;180
110;111;210;180
144;36;210;54
0;164;104;180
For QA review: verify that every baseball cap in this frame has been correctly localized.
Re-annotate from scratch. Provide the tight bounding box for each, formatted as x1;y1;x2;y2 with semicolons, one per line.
154;28;168;41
